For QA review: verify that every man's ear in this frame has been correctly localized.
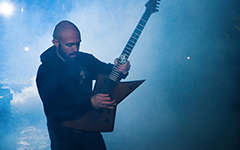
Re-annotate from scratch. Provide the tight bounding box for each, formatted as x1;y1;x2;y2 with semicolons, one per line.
52;39;59;47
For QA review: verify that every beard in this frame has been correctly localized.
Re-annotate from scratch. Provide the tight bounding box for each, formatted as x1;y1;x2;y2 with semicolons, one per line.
58;43;78;62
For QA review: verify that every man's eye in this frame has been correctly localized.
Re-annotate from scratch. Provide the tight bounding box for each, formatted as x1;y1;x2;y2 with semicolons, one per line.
66;44;73;47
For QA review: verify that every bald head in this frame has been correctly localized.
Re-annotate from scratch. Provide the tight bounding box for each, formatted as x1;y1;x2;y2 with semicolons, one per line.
53;20;80;41
52;21;82;60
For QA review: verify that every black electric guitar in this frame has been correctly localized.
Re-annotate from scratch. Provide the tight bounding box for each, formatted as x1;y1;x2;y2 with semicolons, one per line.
61;0;160;132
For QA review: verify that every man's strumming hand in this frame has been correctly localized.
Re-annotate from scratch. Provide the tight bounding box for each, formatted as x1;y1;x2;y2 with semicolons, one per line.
91;93;117;110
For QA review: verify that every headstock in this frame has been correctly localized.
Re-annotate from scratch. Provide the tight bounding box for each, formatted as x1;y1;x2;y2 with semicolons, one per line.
145;0;160;14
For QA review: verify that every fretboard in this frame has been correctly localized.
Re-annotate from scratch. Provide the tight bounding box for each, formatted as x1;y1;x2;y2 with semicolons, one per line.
108;10;153;82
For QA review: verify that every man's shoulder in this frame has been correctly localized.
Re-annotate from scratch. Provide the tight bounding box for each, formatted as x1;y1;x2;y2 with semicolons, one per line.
40;46;56;61
36;63;53;79
39;46;64;68
77;51;95;59
76;51;99;64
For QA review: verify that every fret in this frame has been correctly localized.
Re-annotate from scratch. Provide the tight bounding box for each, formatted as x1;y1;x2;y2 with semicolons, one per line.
131;36;138;40
139;21;146;27
128;41;135;47
137;23;144;28
138;23;144;28
135;27;142;32
126;45;133;51
139;21;146;26
111;72;119;78
109;72;119;81
134;28;141;33
128;43;135;48
141;18;147;22
112;67;118;73
125;46;132;51
112;68;119;73
123;50;130;54
125;48;130;53
129;40;136;44
126;47;132;53
139;23;146;28
127;43;134;48
125;47;132;51
123;50;131;54
133;32;140;37
109;76;117;82
130;37;137;42
139;24;145;29
112;71;119;77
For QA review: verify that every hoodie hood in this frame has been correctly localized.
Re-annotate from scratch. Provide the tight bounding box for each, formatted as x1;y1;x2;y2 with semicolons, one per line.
40;46;64;67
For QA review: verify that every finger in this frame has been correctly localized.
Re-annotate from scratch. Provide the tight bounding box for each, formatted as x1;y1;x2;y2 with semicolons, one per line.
117;62;130;69
101;99;116;105
94;95;112;105
116;66;130;74
97;93;109;97
104;106;115;109
118;61;130;67
103;96;112;101
114;58;118;66
103;102;117;109
117;65;131;71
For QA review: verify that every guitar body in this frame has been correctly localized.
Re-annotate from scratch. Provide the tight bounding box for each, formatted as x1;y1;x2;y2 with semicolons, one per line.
61;75;145;132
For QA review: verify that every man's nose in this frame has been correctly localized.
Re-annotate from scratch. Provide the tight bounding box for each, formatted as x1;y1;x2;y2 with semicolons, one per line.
72;44;79;52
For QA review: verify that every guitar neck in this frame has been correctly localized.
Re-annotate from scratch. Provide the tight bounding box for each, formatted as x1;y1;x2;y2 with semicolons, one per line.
108;10;153;82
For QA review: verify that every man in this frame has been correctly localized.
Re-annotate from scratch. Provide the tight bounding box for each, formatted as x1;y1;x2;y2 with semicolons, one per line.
36;20;130;150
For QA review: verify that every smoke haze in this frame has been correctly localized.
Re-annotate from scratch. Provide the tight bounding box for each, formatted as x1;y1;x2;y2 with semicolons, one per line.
0;0;239;149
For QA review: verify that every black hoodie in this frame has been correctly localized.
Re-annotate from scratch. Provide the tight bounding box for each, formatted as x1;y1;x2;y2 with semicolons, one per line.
36;46;114;125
